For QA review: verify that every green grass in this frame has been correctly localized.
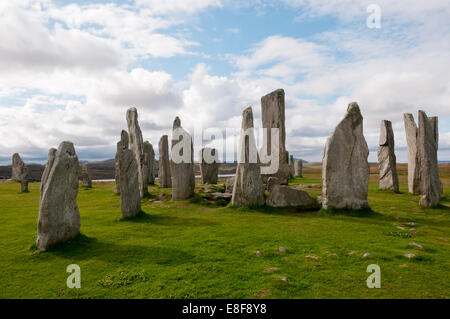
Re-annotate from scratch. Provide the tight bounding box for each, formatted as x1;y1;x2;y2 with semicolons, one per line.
0;174;449;299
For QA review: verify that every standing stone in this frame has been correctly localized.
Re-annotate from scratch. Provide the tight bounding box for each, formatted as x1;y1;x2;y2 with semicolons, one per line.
36;142;80;251
117;136;141;218
158;135;172;188
260;89;290;185
232;107;265;206
20;167;29;192
171;117;195;200
404;113;420;194
114;130;129;194
377;120;399;192
144;141;155;185
294;159;303;177
126;107;148;198
322;102;370;210
199;148;220;184
417;110;441;207
11;153;25;181
267;176;280;192
289;155;295;178
81;163;92;188
225;176;235;193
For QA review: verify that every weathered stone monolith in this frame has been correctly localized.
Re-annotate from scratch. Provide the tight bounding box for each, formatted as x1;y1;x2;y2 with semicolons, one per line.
36;142;80;251
117;136;141;217
289;155;295;178
171;117;195;200
417;110;441;207
114;130;129;194
126;107;148;198
378;120;399;192
267;176;279;192
20;167;29;192
11;153;25;181
266;185;315;208
232;107;265;206
143;141;155;185
260;89;290;184
199;148;220;184
158;135;172;188
404;113;420;194
322;102;370;210
294;159;303;177
81;163;92;188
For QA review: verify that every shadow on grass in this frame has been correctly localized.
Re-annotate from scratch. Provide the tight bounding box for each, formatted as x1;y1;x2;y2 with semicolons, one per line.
317;207;381;218
120;210;218;226
226;203;321;217
30;232;195;265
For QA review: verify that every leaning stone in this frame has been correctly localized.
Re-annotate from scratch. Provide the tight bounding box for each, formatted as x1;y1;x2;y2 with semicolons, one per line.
143;141;155;185
11;153;25;181
378;120;399;192
266;185;315;208
170;116;195;200
322;102;370;210
81;163;92;188
294;159;303;177
117;137;141;218
225;176;235;193
403;113;420;194
114;130;129;194
267;177;279;192
417;110;441;207
231;107;265;206
260;89;290;185
199;148;220;184
126;107;148;198
158;135;172;188
36;142;80;251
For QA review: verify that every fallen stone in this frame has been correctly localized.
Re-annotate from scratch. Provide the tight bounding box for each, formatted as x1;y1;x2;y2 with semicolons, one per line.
266;185;315;208
36;142;80;251
378;120;399;192
211;192;232;200
322;102;370;210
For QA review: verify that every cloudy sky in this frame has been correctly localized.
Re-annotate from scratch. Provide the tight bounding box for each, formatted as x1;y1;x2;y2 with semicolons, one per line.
1;0;449;164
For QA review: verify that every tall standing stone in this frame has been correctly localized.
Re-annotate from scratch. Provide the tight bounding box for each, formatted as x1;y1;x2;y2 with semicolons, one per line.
294;159;303;177
417;110;441;207
144;141;155;185
36;142;80;251
81;163;92;188
260;89;290;185
404;113;420;194
11;153;25;181
232;107;265;206
114;130;128;194
199;148;220;184
171;117;195;200
377;120;399;192
158;135;172;188
117;136;141;217
289;154;295;178
126;107;148;198
20;167;29;192
322;102;370;210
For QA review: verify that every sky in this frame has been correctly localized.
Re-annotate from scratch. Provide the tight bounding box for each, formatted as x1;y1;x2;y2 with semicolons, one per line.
0;0;449;165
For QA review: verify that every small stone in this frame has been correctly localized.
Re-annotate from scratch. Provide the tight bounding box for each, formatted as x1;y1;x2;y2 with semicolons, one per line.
255;250;263;256
363;253;371;258
278;247;286;253
348;251;357;256
410;228;417;234
406;222;416;226
280;276;288;283
409;242;423;249
404;253;416;259
305;255;319;260
396;226;405;230
263;267;278;273
331;253;338;257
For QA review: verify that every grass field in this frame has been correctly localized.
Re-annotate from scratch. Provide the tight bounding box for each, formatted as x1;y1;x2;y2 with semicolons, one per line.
0;169;449;299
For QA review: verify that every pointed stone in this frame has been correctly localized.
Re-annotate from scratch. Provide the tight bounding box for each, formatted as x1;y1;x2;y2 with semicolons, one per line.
378;120;399;192
117;137;141;218
81;163;92;188
11;153;25;181
404;113;420;194
144;141;155;185
158;135;172;188
260;89;290;185
36;142;80;251
126;107;148;198
417;110;441;207
114;130;128;194
170;117;195;200
199;148;220;184
232;107;265;206
322;102;370;210
294;159;303;177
